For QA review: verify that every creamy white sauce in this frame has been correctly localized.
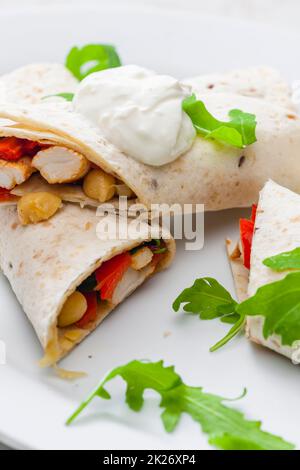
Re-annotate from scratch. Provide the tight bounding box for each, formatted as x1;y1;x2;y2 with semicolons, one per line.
73;65;196;166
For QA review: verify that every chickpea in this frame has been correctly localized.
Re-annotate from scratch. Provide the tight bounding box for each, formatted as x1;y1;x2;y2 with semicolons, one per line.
83;169;116;203
17;192;62;225
57;291;87;328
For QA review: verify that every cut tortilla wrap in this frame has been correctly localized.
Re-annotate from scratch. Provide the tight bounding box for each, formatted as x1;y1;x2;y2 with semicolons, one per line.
227;180;300;361
0;63;298;216
0;204;175;366
0;91;300;214
184;66;294;111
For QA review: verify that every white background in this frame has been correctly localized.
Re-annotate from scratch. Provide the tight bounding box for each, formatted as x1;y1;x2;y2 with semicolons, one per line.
1;0;300;31
0;0;299;451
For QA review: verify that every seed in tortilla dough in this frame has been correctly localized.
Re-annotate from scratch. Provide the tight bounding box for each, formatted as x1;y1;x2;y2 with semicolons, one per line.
58;291;88;328
83;169;116;202
238;155;246;168
17;192;62;225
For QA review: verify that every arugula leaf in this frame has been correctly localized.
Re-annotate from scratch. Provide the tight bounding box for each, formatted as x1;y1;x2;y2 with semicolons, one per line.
237;272;300;346
182;94;257;149
42;92;74;102
209;314;246;352
131;239;167;255
66;360;293;450
66;44;121;81
152;248;167;254
175;272;300;352
173;278;237;318
263;248;300;271
173;278;245;351
150;239;167;254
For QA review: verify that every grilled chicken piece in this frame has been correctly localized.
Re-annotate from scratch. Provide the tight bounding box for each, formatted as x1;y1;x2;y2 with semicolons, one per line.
0;157;35;190
32;146;90;184
112;266;155;305
131;247;153;270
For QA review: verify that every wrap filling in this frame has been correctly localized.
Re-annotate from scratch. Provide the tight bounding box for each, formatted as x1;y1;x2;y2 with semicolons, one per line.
42;239;168;366
0;137;136;223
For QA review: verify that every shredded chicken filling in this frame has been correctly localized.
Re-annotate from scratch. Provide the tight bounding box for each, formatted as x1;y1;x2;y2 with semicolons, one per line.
0;137;135;212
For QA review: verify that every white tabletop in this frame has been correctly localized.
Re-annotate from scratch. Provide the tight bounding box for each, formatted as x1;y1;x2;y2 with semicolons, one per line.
0;0;299;451
0;0;299;31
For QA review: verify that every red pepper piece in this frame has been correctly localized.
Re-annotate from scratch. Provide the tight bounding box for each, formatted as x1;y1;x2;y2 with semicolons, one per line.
251;204;257;222
0;137;24;161
240;219;254;270
75;292;97;328
240;204;258;270
21;140;41;157
95;252;132;301
151;252;165;267
0;187;13;202
0;137;41;161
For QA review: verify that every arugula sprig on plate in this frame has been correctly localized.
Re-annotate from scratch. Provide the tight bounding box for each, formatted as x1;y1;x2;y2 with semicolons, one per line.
66;360;293;450
183;94;257;149
173;271;300;352
173;278;245;351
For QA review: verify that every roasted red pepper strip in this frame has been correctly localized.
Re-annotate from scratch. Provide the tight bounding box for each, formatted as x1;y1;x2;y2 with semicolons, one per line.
240;204;257;270
151;252;165;267
0;137;24;161
240;219;254;270
21;139;41;157
0;187;13;202
0;137;40;161
95;252;132;301
75;292;97;328
251;204;257;222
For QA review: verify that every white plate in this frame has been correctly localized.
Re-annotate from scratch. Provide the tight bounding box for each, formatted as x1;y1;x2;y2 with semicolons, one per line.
1;3;300;451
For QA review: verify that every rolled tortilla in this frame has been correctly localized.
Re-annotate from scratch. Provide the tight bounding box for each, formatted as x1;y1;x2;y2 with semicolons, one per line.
184;66;294;111
0;63;299;213
227;180;300;361
0;90;300;212
0;63;78;104
0;204;175;365
1;64;291;108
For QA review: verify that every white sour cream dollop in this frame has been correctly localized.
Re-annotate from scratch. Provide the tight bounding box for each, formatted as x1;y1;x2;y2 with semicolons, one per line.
73;65;196;166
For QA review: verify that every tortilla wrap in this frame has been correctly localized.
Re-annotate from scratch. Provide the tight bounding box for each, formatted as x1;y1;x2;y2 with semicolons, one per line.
228;180;300;361
0;64;298;212
0;90;300;212
185;66;294;111
0;63;78;104
0;204;175;365
1;63;291;108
